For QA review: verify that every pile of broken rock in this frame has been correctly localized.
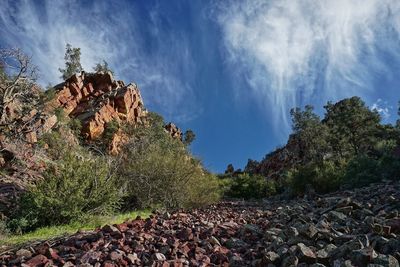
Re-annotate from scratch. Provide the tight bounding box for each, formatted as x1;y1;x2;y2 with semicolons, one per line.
1;181;399;267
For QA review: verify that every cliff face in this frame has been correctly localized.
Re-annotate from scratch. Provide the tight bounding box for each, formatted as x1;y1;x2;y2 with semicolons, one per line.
47;71;147;140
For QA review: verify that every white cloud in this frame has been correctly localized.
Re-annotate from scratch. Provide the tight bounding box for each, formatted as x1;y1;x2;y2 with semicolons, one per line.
371;98;391;119
0;0;200;123
216;0;400;131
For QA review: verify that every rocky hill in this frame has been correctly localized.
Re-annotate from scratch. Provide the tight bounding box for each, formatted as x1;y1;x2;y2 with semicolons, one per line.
1;181;399;266
0;71;183;218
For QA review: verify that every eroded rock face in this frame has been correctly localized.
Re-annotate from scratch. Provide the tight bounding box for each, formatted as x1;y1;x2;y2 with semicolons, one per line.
2;181;399;266
48;71;146;140
164;122;182;140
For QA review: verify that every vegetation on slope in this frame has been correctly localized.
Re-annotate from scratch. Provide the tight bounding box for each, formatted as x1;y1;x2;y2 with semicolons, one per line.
0;45;220;241
222;97;400;199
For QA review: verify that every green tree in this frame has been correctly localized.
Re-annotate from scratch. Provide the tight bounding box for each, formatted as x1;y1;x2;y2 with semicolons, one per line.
59;44;83;80
290;105;330;164
93;60;114;75
225;164;235;174
183;129;196;145
323;96;381;157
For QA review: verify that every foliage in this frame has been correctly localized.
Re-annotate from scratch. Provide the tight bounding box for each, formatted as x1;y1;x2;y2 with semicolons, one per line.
323;96;381;157
8;152;121;233
68;118;82;137
59;44;83;80
40;85;56;104
288;160;346;194
104;119;119;141
93;60;114;75
0;48;39;131
225;164;235;174
118;112;220;209
223;173;276;199
244;159;259;174
290;105;330;164
232;96;400;196
1;210;151;247
183;129;196;145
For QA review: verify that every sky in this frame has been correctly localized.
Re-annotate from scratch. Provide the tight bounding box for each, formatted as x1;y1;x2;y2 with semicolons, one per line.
1;0;400;172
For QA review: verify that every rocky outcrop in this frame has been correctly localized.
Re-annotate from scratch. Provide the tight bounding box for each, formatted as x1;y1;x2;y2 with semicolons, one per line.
164;122;182;140
48;71;147;140
2;181;399;266
0;141;46;218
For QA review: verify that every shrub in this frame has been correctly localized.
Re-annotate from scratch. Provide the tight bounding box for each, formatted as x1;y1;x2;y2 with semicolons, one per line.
342;155;381;188
8;152;120;233
118;112;220;209
288;160;345;194
68;118;82;137
224;173;276;199
104;120;119;141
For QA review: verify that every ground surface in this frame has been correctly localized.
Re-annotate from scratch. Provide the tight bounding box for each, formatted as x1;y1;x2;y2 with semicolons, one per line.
1;181;399;267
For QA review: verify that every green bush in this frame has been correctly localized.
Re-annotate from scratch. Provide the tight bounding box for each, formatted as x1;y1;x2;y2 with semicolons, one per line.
342;155;381;188
118;112;220;209
288;160;345;194
68;118;82;137
104;119;119;141
8;152;121;233
224;173;276;199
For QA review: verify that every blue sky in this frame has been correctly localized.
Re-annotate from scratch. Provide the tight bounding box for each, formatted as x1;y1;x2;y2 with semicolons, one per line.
1;0;400;172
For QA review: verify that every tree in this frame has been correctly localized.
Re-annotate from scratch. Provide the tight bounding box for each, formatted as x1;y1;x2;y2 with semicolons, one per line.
323;96;381;157
0;48;38;125
397;101;400;130
290;105;330;164
93;60;114;75
59;44;83;80
183;129;196;145
225;164;234;174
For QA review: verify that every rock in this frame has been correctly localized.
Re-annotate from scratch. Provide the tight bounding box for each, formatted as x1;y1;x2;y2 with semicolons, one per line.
317;244;337;265
152;252;167;261
102;224;122;238
225;237;247;249
298;223;318;239
25;254;49;267
16;249;32;258
164;123;182;140
209;236;221;246
350;247;378;266
25;131;37;143
297;243;316;263
2;182;400;267
262;251;280;264
327;211;348;223
282;255;299;267
49;72;146;144
80;251;101;264
372;254;399;267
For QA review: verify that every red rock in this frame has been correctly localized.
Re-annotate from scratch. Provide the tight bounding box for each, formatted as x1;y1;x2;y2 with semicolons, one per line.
49;72;146;144
25;254;49;267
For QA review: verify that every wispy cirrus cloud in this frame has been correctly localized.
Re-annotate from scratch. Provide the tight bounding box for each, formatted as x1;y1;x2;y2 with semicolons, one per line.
215;0;400;130
0;0;200;123
371;98;391;120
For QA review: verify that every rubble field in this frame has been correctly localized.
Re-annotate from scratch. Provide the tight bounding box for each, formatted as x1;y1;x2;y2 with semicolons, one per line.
1;181;399;267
